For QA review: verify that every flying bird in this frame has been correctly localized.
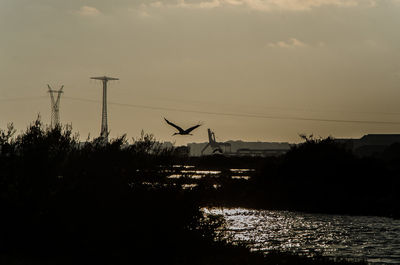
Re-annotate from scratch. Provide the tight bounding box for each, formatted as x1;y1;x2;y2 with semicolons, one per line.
164;118;201;136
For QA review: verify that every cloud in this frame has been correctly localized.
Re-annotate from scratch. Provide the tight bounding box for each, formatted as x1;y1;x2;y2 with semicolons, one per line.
136;9;151;18
150;1;164;7
367;0;377;7
76;6;101;16
246;0;359;11
268;38;307;48
176;0;221;9
148;0;365;11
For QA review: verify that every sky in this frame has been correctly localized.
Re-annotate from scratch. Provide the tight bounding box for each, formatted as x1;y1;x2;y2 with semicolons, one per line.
1;0;400;145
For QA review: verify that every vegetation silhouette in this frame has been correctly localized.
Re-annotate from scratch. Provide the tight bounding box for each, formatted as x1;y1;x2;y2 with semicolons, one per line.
193;135;400;218
247;135;398;217
0;120;369;264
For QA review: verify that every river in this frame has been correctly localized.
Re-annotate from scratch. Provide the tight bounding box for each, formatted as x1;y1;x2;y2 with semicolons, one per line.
205;208;400;264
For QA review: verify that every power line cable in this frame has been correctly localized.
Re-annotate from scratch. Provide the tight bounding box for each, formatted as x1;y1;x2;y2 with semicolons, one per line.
2;95;400;119
143;95;400;116
2;95;400;126
0;96;47;102
63;96;400;126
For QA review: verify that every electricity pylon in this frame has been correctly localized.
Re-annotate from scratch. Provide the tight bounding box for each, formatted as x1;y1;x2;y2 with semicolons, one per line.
90;76;119;142
48;84;64;128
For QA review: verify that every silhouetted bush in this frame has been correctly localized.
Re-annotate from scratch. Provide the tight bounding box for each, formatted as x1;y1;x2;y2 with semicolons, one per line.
0;121;371;264
244;135;400;217
191;135;400;218
0;119;204;264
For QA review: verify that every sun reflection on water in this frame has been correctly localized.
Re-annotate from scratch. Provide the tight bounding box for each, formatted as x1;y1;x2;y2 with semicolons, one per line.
204;208;400;264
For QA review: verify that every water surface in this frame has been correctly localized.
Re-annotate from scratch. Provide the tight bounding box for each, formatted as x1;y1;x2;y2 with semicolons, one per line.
205;208;400;264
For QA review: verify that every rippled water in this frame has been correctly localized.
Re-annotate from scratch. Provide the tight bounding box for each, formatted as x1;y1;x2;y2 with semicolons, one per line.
205;208;400;264
164;166;253;182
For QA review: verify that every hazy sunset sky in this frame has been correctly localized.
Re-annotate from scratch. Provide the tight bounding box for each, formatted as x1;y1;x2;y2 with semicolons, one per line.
1;0;400;145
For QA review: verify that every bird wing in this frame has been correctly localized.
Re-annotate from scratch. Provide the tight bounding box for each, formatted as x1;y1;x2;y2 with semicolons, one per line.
185;124;201;134
164;118;184;133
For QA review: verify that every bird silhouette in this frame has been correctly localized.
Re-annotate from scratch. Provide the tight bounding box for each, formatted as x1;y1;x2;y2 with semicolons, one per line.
164;118;201;136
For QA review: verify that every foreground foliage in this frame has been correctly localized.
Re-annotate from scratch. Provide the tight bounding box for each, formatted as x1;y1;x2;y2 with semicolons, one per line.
188;136;400;218
0;121;368;264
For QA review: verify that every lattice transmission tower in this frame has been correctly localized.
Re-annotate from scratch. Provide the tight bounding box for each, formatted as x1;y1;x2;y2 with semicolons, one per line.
91;76;119;142
48;84;64;128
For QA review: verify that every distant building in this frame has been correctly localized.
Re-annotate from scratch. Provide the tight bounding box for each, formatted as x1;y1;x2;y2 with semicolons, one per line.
188;140;291;157
336;134;400;156
235;148;289;157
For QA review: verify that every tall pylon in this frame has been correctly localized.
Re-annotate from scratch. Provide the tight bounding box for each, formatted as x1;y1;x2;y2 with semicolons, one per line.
48;84;64;128
90;76;119;142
